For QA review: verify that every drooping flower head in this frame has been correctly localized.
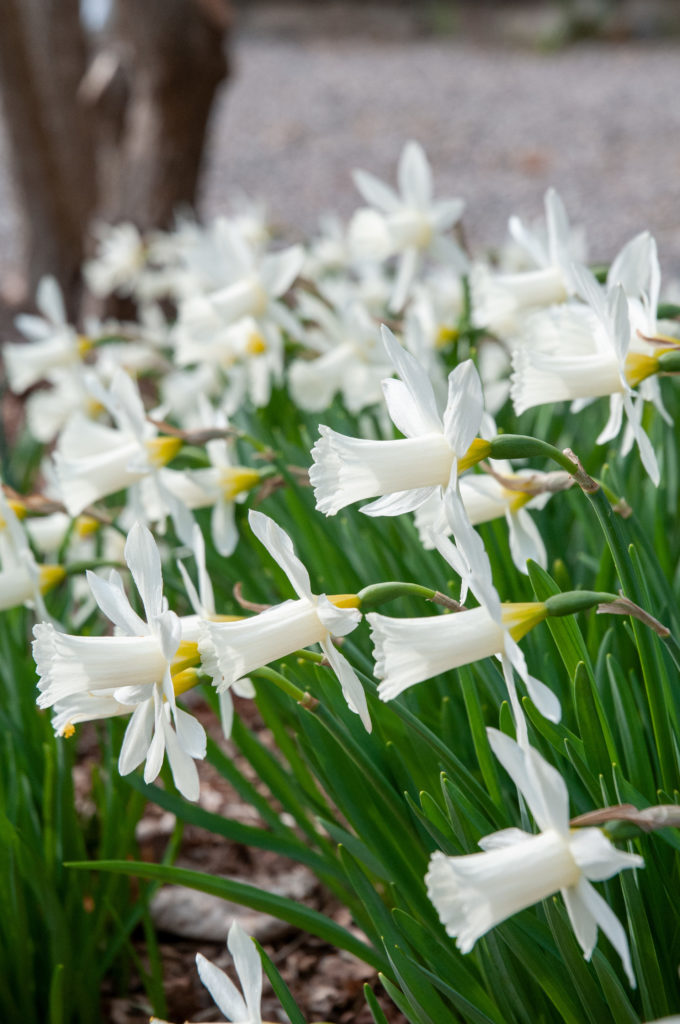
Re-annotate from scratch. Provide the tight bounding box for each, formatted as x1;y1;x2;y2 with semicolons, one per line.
427;730;642;986
199;510;371;731
33;522;206;800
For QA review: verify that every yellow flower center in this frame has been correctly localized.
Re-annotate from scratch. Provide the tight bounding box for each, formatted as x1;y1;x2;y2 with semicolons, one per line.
435;325;459;350
327;593;361;609
75;515;100;538
0;499;27;530
219;467;261;501
171;667;202;697
502;486;534;513
38;565;67;594
458;437;492;473
62;722;76;738
246;331;268;356
170;641;201;677
501;602;548;642
77;334;93;357
145;435;183;468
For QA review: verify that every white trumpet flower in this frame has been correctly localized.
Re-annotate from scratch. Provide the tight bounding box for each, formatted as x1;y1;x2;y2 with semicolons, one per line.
52;369;187;521
310;326;489;518
471;189;581;338
33;522;206;800
349;141;466;312
426;729;642;986
512;256;663;485
370;489;560;726
5;276;90;393
199;510;370;731
414;465;570;574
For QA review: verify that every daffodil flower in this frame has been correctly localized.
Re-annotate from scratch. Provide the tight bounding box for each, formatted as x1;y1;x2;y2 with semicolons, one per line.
177;524;253;738
426;729;642;986
414;464;570;574
471;188;581;338
52;370;193;539
33;522;206;800
4;276;90;394
310;326;489;517
350;141;466;312
512;260;661;484
199;510;371;731
369;489;560;726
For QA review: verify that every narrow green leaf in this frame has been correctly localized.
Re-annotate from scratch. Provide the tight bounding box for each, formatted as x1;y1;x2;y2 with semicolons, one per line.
363;983;390;1024
67;859;386;973
254;940;307;1024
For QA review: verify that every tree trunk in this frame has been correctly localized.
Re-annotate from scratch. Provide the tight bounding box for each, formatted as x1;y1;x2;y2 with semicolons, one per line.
0;0;96;314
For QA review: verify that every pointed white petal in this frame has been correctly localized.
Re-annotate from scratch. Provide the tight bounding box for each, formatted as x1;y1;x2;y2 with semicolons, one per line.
352;169;400;213
381;325;442;435
86;570;148;636
507;507;546;574
321;638;371;731
248;510;312;600
442;359;484;457
398;140;432;206
196;951;250;1021
388;247;420;313
576;877;637;987
228;920;263;1019
125;522;164;621
361;486;436;517
118;699;155;775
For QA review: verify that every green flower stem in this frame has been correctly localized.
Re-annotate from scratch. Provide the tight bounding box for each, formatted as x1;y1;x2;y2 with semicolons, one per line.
657;350;680;373
357;581;440;610
585;487;677;792
544;591;619;617
487;434;580;475
251;666;319;710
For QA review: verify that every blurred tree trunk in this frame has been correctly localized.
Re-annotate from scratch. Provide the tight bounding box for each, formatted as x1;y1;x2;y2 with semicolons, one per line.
0;0;231;316
0;0;96;315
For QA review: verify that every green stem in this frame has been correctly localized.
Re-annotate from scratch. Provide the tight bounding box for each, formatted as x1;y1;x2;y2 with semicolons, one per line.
357;580;439;610
251;666;318;710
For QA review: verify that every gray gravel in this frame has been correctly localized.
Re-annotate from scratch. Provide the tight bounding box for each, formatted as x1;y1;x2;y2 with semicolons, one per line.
3;7;680;280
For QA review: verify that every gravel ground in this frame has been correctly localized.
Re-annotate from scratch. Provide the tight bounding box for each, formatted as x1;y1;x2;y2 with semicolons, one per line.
2;4;680;281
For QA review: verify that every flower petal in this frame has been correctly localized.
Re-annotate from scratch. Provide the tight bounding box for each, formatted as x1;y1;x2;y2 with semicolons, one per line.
248;510;312;600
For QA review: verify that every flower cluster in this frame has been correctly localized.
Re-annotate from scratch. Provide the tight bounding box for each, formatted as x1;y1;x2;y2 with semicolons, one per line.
6;141;677;1012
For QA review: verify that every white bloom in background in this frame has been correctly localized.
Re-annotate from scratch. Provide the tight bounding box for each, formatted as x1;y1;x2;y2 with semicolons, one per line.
177;225;304;338
370;489;560;726
512;261;662;484
33;522;206;800
426;729;642;986
471;188;580;338
52;369;185;519
0;490;64;617
84;222;147;298
200;510;371;731
350;140;466;312
176;524;254;738
4;276;90;393
310;326;489;517
414;465;570;574
289;293;391;413
141;400;260;556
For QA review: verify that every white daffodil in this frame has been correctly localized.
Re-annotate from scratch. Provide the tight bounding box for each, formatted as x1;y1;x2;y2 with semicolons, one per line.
52;369;187;521
414;465;570;574
199;510;371;731
176;524;253;738
310;326;489;518
4;276;91;394
471;189;581;338
288;293;391;414
369;489;560;726
33;522;206;800
84;222;147;299
349;140;466;312
141;400;260;556
0;490;65;618
426;729;642;986
512;259;662;484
